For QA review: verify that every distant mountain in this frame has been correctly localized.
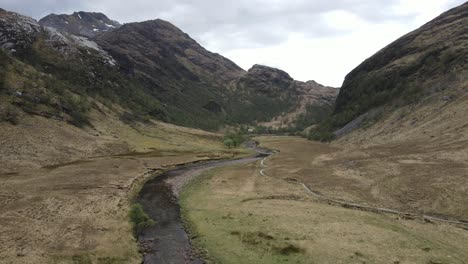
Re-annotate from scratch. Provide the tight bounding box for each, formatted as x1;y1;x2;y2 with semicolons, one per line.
235;65;338;130
39;11;121;37
0;9;337;131
311;2;468;141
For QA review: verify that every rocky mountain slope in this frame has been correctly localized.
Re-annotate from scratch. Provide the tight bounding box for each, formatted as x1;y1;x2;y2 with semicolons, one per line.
0;9;337;131
39;11;121;37
0;8;123;126
311;2;467;142
236;65;338;130
93;18;244;129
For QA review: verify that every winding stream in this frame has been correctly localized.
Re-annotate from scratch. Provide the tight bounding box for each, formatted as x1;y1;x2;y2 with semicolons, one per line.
137;145;271;264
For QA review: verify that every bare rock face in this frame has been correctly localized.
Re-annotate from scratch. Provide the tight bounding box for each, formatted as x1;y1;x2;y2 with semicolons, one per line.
39;11;121;38
295;80;339;105
0;9;41;53
238;64;294;96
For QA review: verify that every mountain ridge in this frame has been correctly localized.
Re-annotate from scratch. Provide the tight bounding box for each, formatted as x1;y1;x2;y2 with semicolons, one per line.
39;11;121;38
1;9;338;131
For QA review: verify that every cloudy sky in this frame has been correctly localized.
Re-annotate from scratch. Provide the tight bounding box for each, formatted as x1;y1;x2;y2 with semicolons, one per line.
2;0;465;86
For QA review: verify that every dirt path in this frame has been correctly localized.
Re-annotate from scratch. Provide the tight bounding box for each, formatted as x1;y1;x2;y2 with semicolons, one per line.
259;154;468;227
137;146;272;263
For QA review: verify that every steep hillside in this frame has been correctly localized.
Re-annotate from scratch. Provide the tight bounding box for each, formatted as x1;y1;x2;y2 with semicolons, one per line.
94;19;244;128
311;2;467;142
1;9;337;131
0;8;133;127
39;11;121;37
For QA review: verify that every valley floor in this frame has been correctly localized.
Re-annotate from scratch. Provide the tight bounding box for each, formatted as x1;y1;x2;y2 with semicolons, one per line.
2;113;468;263
0;113;250;263
181;136;468;264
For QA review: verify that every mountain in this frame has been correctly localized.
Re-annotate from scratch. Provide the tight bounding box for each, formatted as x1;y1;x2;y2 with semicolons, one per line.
311;2;468;142
94;20;338;129
39;11;121;38
0;8;148;127
96;19;243;84
235;65;338;131
0;9;337;131
93;18;243;129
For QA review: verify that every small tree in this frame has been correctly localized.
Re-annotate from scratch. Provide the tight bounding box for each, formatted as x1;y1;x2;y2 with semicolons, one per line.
223;129;247;148
224;138;235;148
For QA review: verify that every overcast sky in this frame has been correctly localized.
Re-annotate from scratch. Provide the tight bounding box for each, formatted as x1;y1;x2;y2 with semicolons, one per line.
1;0;465;86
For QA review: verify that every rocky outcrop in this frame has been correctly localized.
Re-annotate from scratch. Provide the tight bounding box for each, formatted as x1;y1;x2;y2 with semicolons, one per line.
0;9;41;53
238;64;294;96
39;11;121;38
238;64;338;129
295;80;338;105
0;9;115;64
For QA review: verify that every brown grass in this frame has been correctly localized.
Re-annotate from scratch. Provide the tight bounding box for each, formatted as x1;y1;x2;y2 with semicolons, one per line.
180;136;468;263
259;136;468;220
0;106;246;263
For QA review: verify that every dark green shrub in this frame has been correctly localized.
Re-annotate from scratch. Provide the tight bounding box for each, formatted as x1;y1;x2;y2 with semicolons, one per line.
223;139;235;148
223;130;247;147
129;203;155;235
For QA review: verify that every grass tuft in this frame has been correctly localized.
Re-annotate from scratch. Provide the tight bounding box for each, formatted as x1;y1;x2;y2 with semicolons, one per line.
274;244;304;255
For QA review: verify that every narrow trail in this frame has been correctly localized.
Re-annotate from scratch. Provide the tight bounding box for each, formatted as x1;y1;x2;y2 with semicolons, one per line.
258;154;468;227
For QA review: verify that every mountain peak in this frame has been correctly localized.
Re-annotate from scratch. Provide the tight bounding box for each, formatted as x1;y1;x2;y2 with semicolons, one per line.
121;18;189;40
39;11;121;38
246;64;294;87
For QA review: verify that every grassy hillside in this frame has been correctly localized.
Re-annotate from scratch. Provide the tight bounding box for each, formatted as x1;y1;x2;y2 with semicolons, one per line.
0;98;254;263
310;2;467;141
